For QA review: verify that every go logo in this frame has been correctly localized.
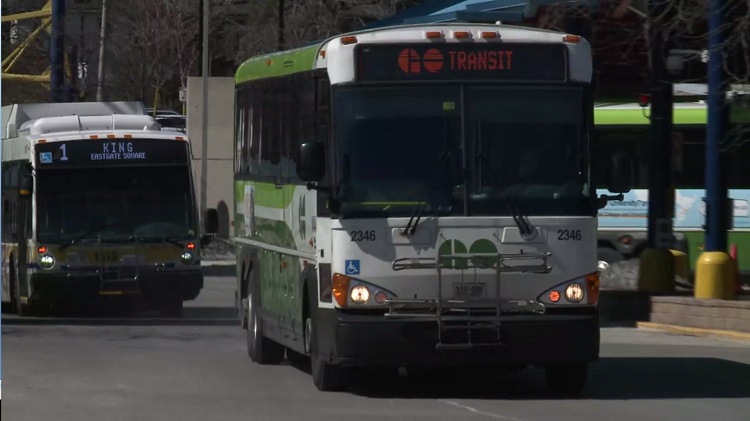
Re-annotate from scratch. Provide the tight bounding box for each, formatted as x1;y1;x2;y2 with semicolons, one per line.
439;239;497;269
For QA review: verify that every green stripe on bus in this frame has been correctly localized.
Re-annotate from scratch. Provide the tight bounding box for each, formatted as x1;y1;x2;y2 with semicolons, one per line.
234;181;296;209
681;231;750;271
594;107;750;126
235;44;320;84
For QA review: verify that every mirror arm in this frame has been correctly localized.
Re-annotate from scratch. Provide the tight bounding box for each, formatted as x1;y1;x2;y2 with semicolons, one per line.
596;193;624;210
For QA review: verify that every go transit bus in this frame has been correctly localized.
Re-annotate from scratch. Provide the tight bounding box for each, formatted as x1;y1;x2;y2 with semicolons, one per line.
232;23;633;394
1;102;219;317
594;101;750;283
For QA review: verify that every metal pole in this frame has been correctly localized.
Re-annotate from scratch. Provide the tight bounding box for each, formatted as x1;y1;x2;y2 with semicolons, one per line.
278;0;285;50
200;0;210;226
50;0;66;102
638;0;675;293
96;0;108;102
704;0;728;252
646;0;674;250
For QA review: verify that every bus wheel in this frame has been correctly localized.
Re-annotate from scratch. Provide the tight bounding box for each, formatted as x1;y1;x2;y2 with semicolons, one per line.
12;257;32;317
159;299;183;318
307;293;348;391
545;363;588;397
597;248;624;272
246;288;285;365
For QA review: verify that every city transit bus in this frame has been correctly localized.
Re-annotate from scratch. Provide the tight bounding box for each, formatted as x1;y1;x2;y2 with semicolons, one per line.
232;23;633;393
1;102;219;317
594;101;750;283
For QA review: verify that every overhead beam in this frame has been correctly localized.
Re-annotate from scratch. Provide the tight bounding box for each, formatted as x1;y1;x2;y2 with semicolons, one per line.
1;9;52;23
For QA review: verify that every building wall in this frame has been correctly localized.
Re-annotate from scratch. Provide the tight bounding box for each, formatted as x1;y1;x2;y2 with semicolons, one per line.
186;77;235;238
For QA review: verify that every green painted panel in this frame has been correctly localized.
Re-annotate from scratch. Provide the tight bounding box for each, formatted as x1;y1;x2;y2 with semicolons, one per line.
235;44;321;84
234;180;295;209
681;231;750;271
595;106;750;126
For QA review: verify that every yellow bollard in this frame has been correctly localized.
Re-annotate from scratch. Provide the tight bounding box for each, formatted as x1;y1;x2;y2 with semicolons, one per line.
670;250;689;281
694;252;736;300
638;248;675;292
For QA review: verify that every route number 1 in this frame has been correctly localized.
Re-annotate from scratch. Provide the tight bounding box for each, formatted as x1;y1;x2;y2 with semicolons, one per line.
60;143;68;161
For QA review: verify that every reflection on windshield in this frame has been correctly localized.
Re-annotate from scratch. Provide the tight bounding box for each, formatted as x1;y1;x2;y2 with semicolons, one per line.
334;86;464;217
36;166;196;243
333;85;590;217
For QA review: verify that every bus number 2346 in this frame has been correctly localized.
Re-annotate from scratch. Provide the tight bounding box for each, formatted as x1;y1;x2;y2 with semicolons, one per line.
557;229;582;241
350;230;376;242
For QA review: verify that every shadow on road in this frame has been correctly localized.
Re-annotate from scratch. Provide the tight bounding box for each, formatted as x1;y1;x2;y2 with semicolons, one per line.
1;300;238;327
287;357;750;400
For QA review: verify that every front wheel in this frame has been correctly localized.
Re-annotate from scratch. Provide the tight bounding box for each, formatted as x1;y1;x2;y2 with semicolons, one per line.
546;363;588;397
306;298;348;391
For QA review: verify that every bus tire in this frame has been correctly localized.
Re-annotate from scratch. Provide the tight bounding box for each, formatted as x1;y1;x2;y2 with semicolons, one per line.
12;255;32;317
545;363;588;397
246;278;285;365
307;289;348;392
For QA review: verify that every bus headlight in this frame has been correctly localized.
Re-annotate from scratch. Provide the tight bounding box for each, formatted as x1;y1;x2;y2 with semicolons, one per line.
39;254;56;270
565;283;585;303
181;252;193;264
350;285;370;304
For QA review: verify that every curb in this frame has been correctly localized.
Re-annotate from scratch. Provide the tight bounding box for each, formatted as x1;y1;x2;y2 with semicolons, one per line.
637;321;750;342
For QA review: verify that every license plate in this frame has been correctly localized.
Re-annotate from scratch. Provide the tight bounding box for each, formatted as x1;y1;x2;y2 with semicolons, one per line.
453;283;484;296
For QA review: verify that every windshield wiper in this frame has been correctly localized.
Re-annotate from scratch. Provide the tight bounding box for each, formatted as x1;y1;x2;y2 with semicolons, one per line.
503;191;533;237
60;223;131;251
400;201;426;237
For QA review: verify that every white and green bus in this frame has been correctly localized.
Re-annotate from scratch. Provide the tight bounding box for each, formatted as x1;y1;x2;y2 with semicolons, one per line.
594;101;750;282
232;23;633;394
1;102;219;317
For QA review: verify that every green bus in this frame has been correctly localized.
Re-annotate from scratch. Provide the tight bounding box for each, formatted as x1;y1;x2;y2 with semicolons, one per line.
594;101;750;282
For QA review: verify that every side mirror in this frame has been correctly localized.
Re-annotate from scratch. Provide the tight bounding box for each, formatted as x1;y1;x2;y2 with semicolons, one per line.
19;174;33;198
607;152;634;194
204;208;219;235
297;142;325;183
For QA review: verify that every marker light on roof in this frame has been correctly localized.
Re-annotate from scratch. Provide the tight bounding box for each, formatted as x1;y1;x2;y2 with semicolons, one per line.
425;31;443;39
563;35;581;43
481;31;498;39
341;36;358;45
454;31;471;39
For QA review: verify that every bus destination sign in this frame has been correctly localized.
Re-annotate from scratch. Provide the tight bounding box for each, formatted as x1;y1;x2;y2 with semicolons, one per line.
356;43;567;82
35;139;190;168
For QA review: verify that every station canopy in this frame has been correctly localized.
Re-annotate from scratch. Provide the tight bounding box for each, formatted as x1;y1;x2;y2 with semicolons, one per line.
360;0;601;30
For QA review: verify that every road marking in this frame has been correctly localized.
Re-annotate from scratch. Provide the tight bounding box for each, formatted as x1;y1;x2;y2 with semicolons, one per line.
441;400;523;421
637;321;750;342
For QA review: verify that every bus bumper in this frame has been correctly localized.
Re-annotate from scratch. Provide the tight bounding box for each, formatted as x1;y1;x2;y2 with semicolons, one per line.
321;309;600;368
28;270;204;303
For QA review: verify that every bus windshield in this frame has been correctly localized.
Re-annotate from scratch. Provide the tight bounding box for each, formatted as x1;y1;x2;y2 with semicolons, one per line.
35;165;197;244
333;85;590;218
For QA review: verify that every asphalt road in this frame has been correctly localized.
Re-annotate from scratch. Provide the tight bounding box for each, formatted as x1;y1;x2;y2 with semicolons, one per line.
2;275;750;421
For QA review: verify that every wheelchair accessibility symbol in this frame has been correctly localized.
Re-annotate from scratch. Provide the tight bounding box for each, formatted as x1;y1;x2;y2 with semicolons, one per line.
40;152;53;164
345;260;360;275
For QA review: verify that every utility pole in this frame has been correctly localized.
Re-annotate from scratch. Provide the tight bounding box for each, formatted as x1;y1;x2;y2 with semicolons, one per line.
200;0;210;227
278;0;285;51
695;0;735;300
639;0;675;292
96;0;108;102
50;0;66;102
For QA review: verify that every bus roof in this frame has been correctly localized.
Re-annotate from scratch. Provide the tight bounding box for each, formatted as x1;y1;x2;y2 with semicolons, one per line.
2;101;147;140
234;22;589;85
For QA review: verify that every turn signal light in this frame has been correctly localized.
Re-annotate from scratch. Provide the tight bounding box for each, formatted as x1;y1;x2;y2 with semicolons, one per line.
187;242;195;250
332;273;352;307
548;290;560;302
585;272;600;304
38;246;48;254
